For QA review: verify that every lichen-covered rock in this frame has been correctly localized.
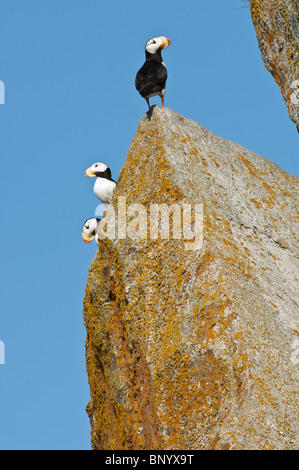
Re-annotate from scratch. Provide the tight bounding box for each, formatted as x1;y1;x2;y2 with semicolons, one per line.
251;0;299;131
83;106;299;450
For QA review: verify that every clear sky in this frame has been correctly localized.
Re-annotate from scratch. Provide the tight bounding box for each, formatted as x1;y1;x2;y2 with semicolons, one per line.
0;0;298;450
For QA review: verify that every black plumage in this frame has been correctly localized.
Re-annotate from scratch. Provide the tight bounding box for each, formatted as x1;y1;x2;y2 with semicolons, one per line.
135;37;171;109
94;166;116;183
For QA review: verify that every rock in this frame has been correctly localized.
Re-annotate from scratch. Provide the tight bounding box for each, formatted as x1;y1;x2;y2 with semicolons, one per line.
250;0;299;132
83;106;299;450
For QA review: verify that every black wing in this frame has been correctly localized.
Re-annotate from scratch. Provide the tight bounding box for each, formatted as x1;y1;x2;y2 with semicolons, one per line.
135;61;168;98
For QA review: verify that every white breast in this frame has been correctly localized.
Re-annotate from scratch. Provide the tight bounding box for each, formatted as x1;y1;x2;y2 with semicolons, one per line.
94;177;116;205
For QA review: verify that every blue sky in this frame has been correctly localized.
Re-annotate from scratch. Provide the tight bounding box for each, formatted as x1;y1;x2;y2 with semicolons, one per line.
0;0;297;450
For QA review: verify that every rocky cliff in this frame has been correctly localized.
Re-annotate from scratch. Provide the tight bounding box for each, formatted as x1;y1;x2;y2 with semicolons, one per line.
251;0;299;131
83;106;299;450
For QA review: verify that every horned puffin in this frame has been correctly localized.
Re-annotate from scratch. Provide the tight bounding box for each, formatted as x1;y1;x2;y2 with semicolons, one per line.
85;162;116;205
135;36;171;110
82;218;101;245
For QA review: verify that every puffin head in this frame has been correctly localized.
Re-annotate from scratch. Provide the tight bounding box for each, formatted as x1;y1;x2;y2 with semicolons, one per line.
145;36;171;55
85;162;110;177
82;218;100;244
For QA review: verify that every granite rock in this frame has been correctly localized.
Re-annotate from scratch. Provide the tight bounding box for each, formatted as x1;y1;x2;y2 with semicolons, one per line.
251;0;299;131
83;106;299;450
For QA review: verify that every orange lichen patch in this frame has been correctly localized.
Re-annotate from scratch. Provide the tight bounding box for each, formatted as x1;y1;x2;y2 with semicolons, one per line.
261;181;277;199
180;134;192;144
186;145;201;159
236;153;259;177
281;189;293;197
115;124;185;207
250;198;263;209
84;240;163;450
209;155;220;168
155;347;233;449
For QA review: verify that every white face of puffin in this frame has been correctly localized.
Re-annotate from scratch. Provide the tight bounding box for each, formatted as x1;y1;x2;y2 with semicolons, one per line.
85;162;108;177
145;36;171;54
82;218;99;244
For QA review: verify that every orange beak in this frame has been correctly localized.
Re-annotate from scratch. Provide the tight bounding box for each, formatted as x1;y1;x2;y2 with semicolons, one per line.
159;37;172;49
82;231;94;244
85;167;95;177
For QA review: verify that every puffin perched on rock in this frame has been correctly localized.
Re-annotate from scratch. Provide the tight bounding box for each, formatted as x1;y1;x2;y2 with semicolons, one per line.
85;162;116;205
82;218;100;245
135;36;171;110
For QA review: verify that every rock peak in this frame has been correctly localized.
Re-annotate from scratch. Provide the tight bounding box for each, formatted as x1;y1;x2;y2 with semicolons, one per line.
83;107;299;450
